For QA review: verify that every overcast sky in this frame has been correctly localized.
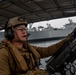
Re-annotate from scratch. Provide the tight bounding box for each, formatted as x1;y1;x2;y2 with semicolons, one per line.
31;16;76;28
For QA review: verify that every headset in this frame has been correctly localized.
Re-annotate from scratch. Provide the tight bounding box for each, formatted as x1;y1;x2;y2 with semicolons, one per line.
5;22;14;40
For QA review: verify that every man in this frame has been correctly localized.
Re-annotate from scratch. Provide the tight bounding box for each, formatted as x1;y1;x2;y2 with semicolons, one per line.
0;16;72;75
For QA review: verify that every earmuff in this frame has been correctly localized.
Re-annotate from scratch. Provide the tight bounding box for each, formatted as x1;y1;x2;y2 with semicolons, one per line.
5;27;14;40
5;20;14;40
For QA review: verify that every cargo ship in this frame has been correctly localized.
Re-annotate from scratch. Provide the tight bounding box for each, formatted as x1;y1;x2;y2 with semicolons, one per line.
28;19;76;42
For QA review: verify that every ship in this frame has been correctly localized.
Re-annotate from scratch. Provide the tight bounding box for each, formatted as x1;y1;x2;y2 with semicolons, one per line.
27;19;76;42
0;19;76;42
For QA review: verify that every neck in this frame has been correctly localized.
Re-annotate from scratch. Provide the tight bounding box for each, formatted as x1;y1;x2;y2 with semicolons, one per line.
12;41;23;49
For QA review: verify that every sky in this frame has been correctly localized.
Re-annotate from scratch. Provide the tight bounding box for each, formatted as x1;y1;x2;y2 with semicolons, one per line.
30;16;76;28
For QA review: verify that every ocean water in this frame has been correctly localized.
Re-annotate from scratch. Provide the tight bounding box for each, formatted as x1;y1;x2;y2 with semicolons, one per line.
30;39;62;47
29;39;76;75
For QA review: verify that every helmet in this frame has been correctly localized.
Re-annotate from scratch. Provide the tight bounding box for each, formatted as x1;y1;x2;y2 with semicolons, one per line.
7;16;28;28
5;16;28;40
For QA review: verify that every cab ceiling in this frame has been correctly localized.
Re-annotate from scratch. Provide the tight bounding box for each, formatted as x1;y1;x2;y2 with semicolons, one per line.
0;0;76;30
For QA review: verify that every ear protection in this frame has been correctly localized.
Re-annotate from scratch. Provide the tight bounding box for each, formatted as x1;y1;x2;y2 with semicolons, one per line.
5;21;14;40
5;27;14;40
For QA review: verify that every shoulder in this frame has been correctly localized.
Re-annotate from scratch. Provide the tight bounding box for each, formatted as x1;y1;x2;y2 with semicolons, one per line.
0;43;9;57
0;42;6;49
